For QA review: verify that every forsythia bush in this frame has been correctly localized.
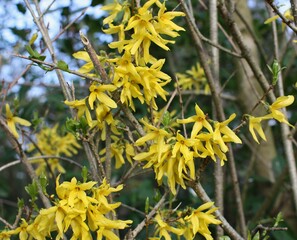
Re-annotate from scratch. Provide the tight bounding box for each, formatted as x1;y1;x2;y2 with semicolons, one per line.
0;0;295;239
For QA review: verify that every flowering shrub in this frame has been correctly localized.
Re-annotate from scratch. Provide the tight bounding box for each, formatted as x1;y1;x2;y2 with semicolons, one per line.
0;0;295;239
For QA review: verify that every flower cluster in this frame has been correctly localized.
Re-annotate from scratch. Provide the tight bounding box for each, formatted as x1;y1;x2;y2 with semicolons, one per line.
27;124;81;175
134;104;242;194
0;176;132;240
151;202;221;240
248;95;294;144
176;62;210;94
103;0;185;110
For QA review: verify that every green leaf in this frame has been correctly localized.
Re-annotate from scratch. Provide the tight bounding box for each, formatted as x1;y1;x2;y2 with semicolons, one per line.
17;3;26;14
25;180;38;200
274;212;284;227
25;45;46;62
25;45;40;58
65;118;80;135
39;172;48;194
17;198;25;208
57;60;69;72
162;111;171;127
253;231;260;240
219;236;231;240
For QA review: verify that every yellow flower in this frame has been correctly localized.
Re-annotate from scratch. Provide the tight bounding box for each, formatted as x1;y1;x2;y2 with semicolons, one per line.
110;50;144;110
5;103;31;138
88;83;117;110
177;104;213;138
213;113;242;153
135;119;170;152
100;137;126;169
154;2;185;37
101;0;131;25
65;98;94;127
72;51;103;75
136;59;171;110
266;95;294;126
56;175;97;207
248;115;270;144
184;202;221;240
171;131;196;180
153;213;184;240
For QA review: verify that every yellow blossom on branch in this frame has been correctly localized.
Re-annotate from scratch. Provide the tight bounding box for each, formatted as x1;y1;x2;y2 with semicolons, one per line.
5;103;31;138
177;104;213;138
248;115;270;144
88;83;117;110
73;51;104;75
213;113;242;153
65;97;94;127
184;202;221;240
153;212;184;239
266;95;294;127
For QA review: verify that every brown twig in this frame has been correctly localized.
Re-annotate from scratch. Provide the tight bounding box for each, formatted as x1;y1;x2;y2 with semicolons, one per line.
0;155;85;173
14;54;102;83
79;32;109;83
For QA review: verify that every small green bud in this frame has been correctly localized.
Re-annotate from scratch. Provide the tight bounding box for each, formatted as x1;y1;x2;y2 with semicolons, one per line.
81;166;88;183
145;197;149;214
29;33;38;46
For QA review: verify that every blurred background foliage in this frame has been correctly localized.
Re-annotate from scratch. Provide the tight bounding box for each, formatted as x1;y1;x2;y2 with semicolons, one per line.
0;0;297;239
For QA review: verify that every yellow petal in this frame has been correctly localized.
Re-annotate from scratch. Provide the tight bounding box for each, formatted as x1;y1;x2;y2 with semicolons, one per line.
13;117;31;126
264;15;279;24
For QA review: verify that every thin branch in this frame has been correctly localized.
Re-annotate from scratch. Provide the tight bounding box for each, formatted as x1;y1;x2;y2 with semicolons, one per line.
0;155;85;173
14;54;102;83
79;32;109;83
251;224;288;237
174;77;187;138
0;216;13;229
124;191;168;240
270;5;297;213
210;0;224;237
105;124;112;182
290;0;297;27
